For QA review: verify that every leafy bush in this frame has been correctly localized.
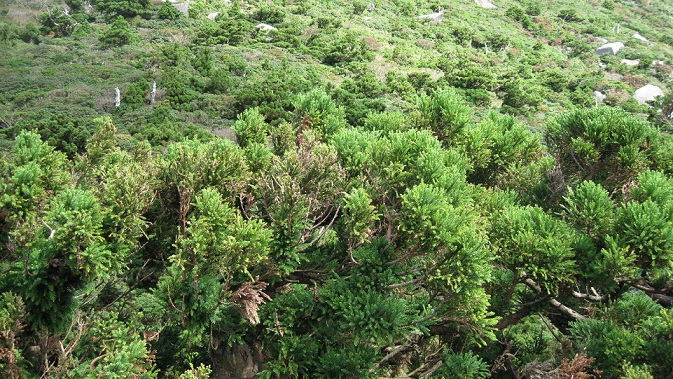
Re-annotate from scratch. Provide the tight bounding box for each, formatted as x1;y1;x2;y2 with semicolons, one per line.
506;5;535;30
352;0;369;14
124;107;213;146
193;17;252;46
99;16;137;48
562;181;614;239
570;318;642;378
38;9;90;37
0;22;18;45
558;9;582;22
431;351;489;379
501;78;542;115
322;32;374;66
253;5;284;24
19;23;40;44
235;61;320;122
5;112;93;158
503;315;563;370
158;1;183;20
414;88;471;146
462;113;543;187
294;89;347;139
232;107;268;147
362;111;408;134
545;107;657;189
92;0;151;19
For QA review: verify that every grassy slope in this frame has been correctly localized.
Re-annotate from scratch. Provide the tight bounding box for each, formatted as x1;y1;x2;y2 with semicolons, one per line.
0;0;671;140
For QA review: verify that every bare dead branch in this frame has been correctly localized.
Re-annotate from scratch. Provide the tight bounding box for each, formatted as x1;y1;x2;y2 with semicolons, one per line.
572;286;607;302
523;278;586;320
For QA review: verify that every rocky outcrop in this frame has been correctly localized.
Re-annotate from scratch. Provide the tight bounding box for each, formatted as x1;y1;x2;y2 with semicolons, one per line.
632;33;648;42
596;42;624;55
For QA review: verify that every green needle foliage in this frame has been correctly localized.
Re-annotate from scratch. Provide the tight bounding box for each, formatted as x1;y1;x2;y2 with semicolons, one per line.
1;0;673;377
100;16;137;48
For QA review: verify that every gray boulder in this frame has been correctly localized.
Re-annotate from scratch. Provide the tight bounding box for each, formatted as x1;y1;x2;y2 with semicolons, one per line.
596;42;624;56
634;84;664;105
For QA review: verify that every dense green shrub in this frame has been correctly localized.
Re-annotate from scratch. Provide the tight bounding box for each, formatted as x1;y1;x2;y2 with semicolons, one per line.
414;88;471;145
234;61;320;122
4;112;93;158
445;63;496;91
558;9;582;22
352;0;369;14
19;23;41;44
253;5;284;24
462;113;544;187
232;107;268;147
294;89;347;138
506;5;535;30
38;9;90;37
322;32;374;66
123;77;152;109
501;78;542;115
99;16;137;48
432;351;490;379
193;17;253;46
2;1;673;378
0;22;18;45
92;0;151;19
158;1;183;20
545;107;658;189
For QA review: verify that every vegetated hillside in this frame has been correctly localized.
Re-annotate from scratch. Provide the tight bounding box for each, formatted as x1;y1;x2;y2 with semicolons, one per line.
1;0;673;378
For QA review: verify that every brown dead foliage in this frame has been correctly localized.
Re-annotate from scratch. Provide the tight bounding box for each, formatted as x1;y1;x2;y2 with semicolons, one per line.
525;354;596;379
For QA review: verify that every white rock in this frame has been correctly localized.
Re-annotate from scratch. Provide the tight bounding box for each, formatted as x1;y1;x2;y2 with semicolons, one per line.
634;84;664;105
256;23;277;32
632;33;648;42
595;37;608;44
474;0;497;8
593;91;606;102
417;10;444;22
207;12;219;20
596;42;624;56
621;59;640;66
